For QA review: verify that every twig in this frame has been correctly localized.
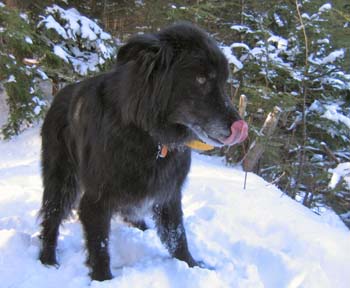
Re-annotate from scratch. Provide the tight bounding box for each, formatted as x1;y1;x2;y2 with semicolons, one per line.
243;171;248;190
266;171;286;187
321;142;340;164
293;0;309;198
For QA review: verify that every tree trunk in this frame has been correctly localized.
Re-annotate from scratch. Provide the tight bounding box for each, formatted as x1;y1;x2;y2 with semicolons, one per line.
243;106;282;172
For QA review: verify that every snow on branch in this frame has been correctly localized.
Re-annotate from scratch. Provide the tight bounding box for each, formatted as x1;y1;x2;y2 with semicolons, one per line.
319;3;332;13
329;162;350;189
38;5;116;76
221;45;244;71
308;49;345;65
322;104;350;130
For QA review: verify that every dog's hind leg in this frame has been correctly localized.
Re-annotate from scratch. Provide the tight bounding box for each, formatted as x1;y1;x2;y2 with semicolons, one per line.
79;194;113;281
39;128;78;266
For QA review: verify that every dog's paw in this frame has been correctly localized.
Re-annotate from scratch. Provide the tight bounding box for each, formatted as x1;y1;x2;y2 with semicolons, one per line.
196;260;215;271
39;252;59;269
90;269;113;282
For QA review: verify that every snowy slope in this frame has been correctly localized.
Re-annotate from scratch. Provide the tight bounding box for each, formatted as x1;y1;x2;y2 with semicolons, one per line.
0;126;349;288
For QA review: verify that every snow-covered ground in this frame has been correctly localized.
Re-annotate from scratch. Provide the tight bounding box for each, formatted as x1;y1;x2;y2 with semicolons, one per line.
0;126;350;288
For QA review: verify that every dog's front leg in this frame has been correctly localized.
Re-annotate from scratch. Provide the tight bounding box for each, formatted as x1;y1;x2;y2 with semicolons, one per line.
79;195;112;281
154;199;197;267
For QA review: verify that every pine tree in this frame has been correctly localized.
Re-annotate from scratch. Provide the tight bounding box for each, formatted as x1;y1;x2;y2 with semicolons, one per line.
0;3;117;138
221;0;350;222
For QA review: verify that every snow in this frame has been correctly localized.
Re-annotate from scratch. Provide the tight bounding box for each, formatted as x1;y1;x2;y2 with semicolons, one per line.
42;15;68;39
317;38;330;45
267;36;288;50
320;49;345;64
319;3;332;13
230;43;250;50
309;100;323;113
33;107;41;115
329;162;350;189
220;43;251;71
19;13;29;23
32;97;46;115
273;13;285;27
302;13;311;20
53;45;69;63
322;103;350;129
1;126;350;287
221;46;244;70
322;74;350;90
135;0;145;7
43;5;112;42
7;75;16;83
249;47;266;60
38;5;115;76
36;69;49;80
24;36;33;45
230;25;253;34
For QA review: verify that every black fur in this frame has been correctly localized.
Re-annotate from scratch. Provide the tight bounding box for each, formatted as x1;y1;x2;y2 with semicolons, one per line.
39;23;242;281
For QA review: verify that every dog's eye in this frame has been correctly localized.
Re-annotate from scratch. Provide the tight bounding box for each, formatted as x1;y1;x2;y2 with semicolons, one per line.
196;76;206;85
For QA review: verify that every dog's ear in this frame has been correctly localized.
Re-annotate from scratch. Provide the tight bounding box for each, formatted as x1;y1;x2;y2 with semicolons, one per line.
117;34;173;78
117;34;175;131
117;34;161;65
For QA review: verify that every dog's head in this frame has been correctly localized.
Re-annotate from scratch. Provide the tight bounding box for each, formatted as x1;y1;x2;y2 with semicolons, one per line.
117;23;248;147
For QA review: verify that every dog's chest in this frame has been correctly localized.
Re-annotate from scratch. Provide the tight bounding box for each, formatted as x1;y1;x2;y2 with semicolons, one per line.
119;150;191;219
121;149;190;207
150;150;191;197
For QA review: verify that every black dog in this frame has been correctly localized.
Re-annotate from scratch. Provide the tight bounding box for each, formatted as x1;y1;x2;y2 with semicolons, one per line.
39;23;248;281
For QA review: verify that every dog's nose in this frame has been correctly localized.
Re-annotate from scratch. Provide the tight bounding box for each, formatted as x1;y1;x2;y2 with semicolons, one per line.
222;120;248;145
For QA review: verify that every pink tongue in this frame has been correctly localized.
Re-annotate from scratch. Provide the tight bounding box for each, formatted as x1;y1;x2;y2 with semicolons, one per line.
223;120;248;145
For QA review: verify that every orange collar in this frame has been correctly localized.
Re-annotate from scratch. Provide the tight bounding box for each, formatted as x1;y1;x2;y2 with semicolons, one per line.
157;144;169;158
157;140;214;159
